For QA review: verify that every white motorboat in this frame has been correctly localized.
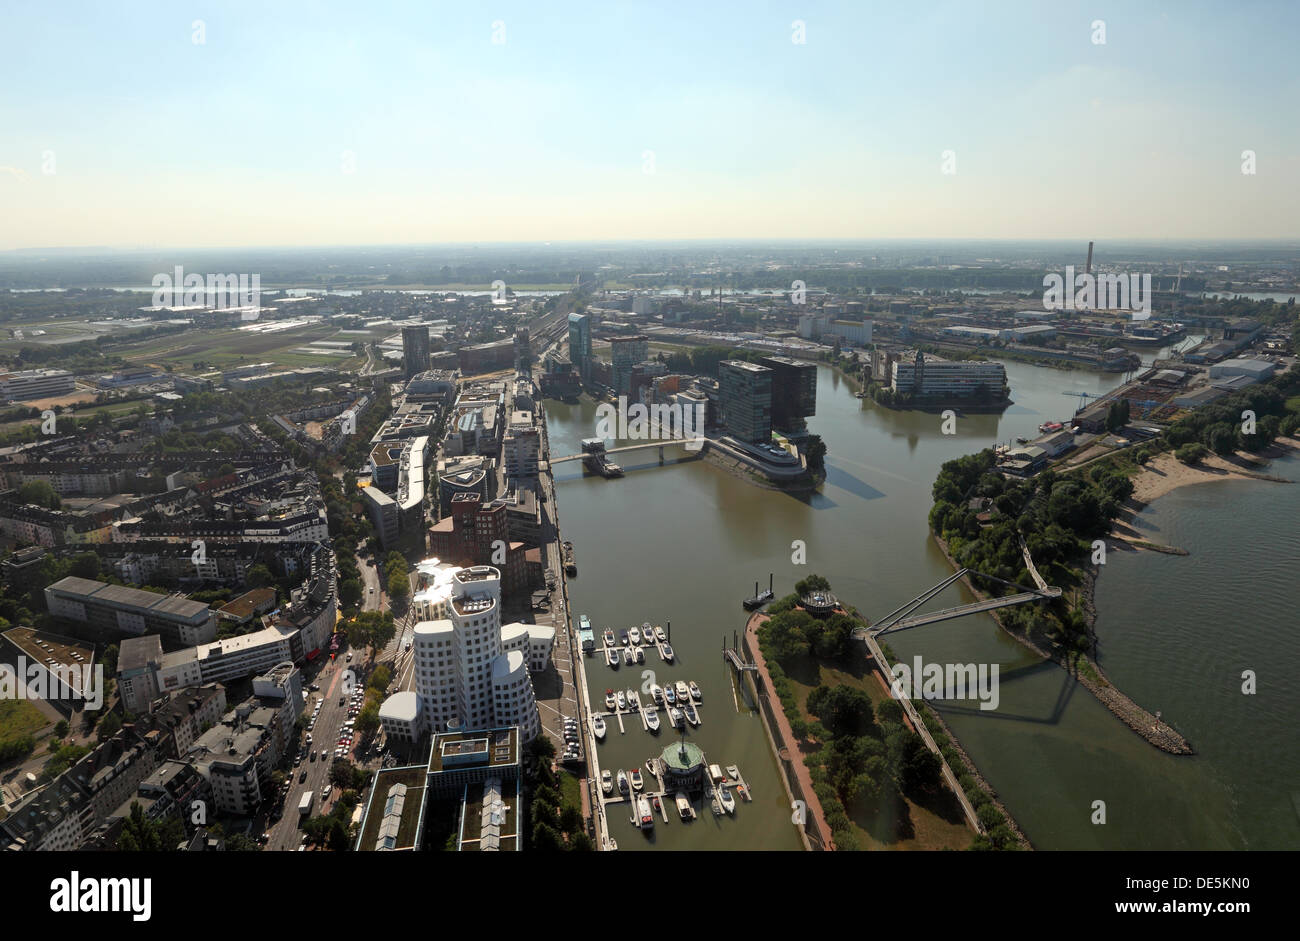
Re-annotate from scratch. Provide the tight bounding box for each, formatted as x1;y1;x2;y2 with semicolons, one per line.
636;795;654;829
645;708;661;732
603;629;616;648
669;707;684;729
622;647;634;666
689;681;702;702
661;644;674;662
719;784;735;814
650;683;664;705
655;626;666;643
675;681;690;701
616;690;627;711
629;626;641;645
675;793;692;820
664;686;677;706
605;689;616;710
617;770;629;794
606;647;619;668
601;769;613;795
634;647;644;664
725;764;740;780
593;716;606;740
626;689;639;711
682;701;700;727
630;768;644;791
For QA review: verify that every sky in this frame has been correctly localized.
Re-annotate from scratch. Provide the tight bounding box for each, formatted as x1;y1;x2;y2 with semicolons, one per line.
1;0;1298;250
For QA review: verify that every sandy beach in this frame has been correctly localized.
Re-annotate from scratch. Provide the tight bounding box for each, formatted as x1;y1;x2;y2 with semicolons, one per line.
1108;436;1297;549
1127;436;1298;505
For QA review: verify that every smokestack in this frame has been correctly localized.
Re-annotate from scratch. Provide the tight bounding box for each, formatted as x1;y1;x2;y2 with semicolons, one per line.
1085;241;1094;275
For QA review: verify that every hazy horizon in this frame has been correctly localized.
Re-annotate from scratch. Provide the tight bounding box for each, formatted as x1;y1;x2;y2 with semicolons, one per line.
3;1;1298;251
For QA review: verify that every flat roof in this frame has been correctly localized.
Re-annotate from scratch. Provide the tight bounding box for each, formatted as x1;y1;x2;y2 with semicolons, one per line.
355;766;428;852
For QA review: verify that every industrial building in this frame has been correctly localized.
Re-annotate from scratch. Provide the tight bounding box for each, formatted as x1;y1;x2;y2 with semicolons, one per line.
890;352;1007;400
0;368;75;401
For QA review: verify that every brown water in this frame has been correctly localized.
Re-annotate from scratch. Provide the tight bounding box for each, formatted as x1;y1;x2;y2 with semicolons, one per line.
546;360;1276;850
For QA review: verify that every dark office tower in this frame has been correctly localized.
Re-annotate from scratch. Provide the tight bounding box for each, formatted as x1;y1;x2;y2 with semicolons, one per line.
718;360;772;444
567;312;591;381
514;326;532;373
402;325;431;378
759;355;818;433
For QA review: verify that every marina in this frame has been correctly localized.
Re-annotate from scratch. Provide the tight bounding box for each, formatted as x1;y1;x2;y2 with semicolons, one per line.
581;669;751;846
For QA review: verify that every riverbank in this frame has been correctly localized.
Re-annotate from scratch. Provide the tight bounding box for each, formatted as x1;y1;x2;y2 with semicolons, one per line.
1107;436;1297;550
931;532;1195;755
701;446;825;493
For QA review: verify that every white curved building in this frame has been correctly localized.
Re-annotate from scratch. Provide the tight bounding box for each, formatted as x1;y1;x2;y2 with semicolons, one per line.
393;565;542;743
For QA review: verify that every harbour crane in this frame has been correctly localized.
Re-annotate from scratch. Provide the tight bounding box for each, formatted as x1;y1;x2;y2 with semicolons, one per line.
1062;390;1102;414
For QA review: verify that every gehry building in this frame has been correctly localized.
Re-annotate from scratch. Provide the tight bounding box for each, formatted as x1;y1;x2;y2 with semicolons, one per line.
379;566;545;744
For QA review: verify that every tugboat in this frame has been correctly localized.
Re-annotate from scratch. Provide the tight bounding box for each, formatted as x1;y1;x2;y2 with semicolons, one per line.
743;574;775;610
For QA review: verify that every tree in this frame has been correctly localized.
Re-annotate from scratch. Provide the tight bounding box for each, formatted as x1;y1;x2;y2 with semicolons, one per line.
17;480;60;510
246;564;274;588
807;685;877;739
69;552;100;579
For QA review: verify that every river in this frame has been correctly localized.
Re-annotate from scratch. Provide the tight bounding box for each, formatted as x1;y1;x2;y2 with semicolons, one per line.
544;357;1291;850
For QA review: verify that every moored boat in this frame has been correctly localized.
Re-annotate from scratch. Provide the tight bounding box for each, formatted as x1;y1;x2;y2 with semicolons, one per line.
688;681;702;702
606;647;619;668
654;626;666;643
603;629;616;647
634;647;644;664
664;686;677;706
636;795;654;829
708;763;725;783
683;701;700;727
622;647;634;666
668;707;684;729
604;689;616;710
645;709;661;732
719;784;735;814
630;768;643;791
626;689;639;710
674;681;690;700
725;764;739;780
617;769;629;794
616;690;627;711
593;716;606;740
629;626;641;645
650;683;664;705
661;643;674;662
675;793;692;820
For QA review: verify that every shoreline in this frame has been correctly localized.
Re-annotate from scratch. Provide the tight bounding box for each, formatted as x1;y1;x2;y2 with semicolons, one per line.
1107;436;1297;551
930;532;1195;755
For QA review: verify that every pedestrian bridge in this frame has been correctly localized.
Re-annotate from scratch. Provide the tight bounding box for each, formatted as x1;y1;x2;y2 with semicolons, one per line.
855;566;1060;639
550;439;704;464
